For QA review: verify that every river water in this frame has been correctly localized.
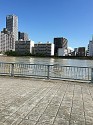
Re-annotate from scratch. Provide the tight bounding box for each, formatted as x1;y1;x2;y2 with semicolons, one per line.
0;56;93;67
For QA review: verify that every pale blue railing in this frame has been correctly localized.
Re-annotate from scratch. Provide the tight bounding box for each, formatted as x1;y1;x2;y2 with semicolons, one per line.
0;62;92;82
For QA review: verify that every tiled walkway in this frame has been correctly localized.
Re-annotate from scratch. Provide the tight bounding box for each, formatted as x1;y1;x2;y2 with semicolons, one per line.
0;77;93;125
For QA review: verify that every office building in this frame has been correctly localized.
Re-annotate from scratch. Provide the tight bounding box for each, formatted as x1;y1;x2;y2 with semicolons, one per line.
54;37;68;56
15;40;34;55
18;32;29;41
78;47;86;56
74;48;78;56
33;42;54;56
0;28;14;52
6;14;18;42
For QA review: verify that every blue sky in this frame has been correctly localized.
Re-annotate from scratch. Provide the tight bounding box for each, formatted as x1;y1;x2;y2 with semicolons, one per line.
0;0;93;49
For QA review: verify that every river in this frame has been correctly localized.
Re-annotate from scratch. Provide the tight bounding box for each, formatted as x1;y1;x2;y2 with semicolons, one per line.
0;56;93;67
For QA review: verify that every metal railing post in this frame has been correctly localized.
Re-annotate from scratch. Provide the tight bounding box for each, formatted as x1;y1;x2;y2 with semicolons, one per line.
47;65;50;79
91;68;93;83
11;63;14;77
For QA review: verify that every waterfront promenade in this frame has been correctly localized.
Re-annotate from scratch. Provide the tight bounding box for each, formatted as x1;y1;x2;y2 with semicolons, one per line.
0;77;93;125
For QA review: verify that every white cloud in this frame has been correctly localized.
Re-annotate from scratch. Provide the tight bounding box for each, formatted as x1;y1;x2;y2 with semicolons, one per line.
68;47;74;51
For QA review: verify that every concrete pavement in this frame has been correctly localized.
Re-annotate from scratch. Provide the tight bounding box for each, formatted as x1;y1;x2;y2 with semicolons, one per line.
0;77;93;125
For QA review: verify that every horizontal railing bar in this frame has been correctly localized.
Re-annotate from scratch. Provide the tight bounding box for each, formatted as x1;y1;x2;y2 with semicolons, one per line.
0;62;92;68
0;62;92;82
0;62;54;66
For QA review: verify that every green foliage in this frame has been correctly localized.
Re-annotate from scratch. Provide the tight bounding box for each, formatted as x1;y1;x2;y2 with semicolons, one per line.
4;50;32;56
5;50;17;56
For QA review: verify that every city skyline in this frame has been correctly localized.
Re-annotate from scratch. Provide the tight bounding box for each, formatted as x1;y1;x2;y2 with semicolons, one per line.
0;0;93;49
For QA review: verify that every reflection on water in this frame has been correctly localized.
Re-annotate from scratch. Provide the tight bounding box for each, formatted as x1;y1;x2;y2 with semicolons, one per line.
0;56;93;67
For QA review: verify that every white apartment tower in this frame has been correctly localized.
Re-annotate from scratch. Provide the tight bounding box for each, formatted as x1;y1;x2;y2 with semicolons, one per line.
87;36;93;56
6;14;18;42
0;28;14;52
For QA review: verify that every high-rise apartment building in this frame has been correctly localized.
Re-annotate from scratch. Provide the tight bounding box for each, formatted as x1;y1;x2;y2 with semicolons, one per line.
0;28;14;52
6;14;18;42
87;37;93;56
54;37;68;56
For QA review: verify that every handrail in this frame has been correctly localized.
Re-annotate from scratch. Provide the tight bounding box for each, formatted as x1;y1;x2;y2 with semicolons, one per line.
0;62;92;68
0;62;92;82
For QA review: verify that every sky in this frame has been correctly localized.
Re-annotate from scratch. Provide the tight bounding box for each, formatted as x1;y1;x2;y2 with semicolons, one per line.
0;0;93;49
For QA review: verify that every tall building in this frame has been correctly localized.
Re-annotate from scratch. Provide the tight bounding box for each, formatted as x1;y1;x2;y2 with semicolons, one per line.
18;32;29;41
0;28;14;52
87;36;93;56
6;14;18;42
54;37;68;56
78;47;86;56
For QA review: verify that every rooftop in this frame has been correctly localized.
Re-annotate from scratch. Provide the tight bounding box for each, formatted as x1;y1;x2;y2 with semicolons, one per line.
0;77;93;125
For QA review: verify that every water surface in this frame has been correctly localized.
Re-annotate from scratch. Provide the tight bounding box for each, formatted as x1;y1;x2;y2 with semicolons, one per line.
0;56;93;67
